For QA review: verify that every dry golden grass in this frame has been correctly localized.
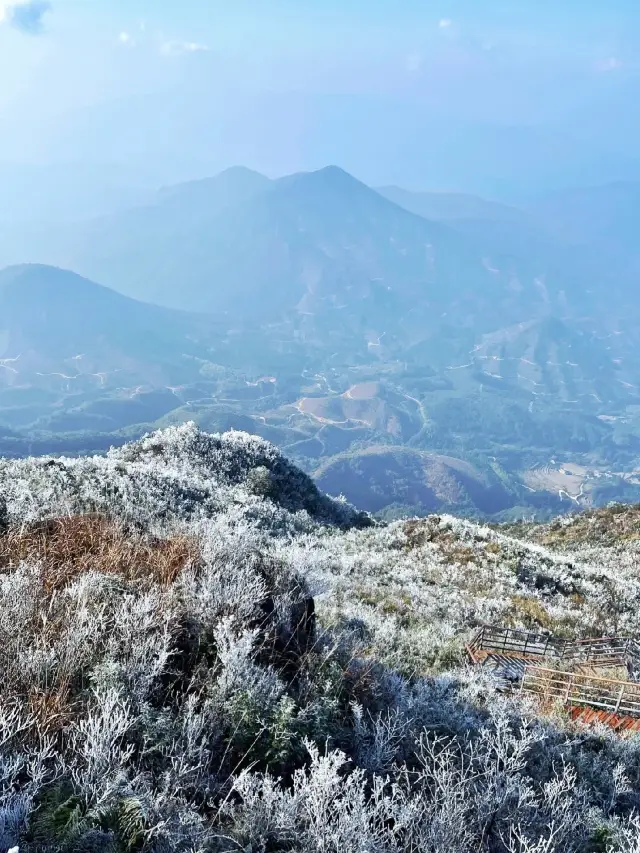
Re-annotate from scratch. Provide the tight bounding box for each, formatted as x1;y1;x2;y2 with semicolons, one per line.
0;514;199;592
27;685;76;736
507;503;640;550
506;594;556;631
403;518;433;550
0;515;200;736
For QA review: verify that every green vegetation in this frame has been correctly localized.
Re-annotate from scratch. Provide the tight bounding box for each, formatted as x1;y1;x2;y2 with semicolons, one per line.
2;169;640;519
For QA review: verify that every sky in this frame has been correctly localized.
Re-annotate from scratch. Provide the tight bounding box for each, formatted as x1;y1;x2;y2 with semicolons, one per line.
0;0;639;195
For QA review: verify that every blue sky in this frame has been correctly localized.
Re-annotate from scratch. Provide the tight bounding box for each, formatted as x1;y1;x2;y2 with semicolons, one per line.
0;0;639;193
4;0;637;103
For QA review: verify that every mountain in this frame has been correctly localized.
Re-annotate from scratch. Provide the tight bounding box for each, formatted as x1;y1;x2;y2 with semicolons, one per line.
156;165;271;212
376;186;527;225
34;166;593;355
314;445;517;517
0;171;639;520
532;182;640;283
0;165;272;280
0;264;216;389
377;184;607;299
533;181;640;251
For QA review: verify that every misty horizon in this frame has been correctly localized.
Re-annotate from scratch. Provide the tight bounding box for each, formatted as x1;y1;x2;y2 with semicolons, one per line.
1;1;640;523
0;1;640;199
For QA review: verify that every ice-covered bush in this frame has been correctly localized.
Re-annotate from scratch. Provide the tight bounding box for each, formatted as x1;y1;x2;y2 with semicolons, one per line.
0;426;638;851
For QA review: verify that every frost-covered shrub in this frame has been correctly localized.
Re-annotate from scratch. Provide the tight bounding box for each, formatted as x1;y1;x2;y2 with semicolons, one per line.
0;422;370;532
0;427;639;851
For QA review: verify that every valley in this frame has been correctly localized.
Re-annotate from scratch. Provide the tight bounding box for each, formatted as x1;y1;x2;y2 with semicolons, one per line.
8;7;640;851
3;341;639;520
1;166;640;519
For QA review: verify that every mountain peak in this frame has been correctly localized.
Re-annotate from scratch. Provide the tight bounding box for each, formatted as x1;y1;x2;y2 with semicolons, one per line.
274;165;376;202
157;166;270;208
215;165;269;181
0;263;155;327
0;263;107;298
314;164;358;181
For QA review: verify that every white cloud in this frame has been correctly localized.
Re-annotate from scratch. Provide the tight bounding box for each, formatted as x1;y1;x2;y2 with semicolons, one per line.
438;18;453;29
118;30;136;47
0;0;51;34
160;40;210;57
116;24;209;57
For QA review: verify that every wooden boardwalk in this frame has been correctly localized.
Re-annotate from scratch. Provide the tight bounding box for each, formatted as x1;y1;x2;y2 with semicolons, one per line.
468;626;640;671
475;652;528;690
468;625;565;662
569;706;640;733
521;665;640;719
467;625;640;729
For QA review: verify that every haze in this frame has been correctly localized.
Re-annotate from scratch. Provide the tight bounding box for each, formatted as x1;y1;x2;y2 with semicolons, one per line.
2;0;640;197
2;0;640;521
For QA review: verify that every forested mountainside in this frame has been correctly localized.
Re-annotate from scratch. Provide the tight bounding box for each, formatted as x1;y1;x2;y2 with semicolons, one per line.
4;167;640;520
2;423;640;852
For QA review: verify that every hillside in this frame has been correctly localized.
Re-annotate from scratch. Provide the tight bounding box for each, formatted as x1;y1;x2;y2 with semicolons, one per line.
0;263;220;389
531;181;640;308
376;185;528;224
459;315;627;403
0;171;639;520
533;181;640;258
378;183;609;304
29;166;587;335
0;425;640;851
314;445;517;517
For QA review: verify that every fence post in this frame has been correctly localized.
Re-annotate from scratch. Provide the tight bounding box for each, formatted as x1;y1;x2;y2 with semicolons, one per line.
520;664;528;693
563;674;574;706
614;685;625;715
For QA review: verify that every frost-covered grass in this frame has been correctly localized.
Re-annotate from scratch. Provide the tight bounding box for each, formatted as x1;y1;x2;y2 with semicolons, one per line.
1;424;640;851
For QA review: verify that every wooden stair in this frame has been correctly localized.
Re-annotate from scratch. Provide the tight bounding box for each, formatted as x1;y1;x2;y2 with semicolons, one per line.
467;625;640;732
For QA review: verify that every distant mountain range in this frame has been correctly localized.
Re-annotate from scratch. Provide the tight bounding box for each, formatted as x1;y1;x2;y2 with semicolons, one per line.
0;264;218;390
0;163;153;224
0;167;640;518
531;182;640;295
8;92;640;198
11;166;603;356
376;186;528;225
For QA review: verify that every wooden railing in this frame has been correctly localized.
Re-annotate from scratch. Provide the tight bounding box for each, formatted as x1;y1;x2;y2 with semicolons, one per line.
562;637;631;668
468;626;640;723
468;626;565;660
625;639;640;675
469;626;639;671
521;665;640;718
